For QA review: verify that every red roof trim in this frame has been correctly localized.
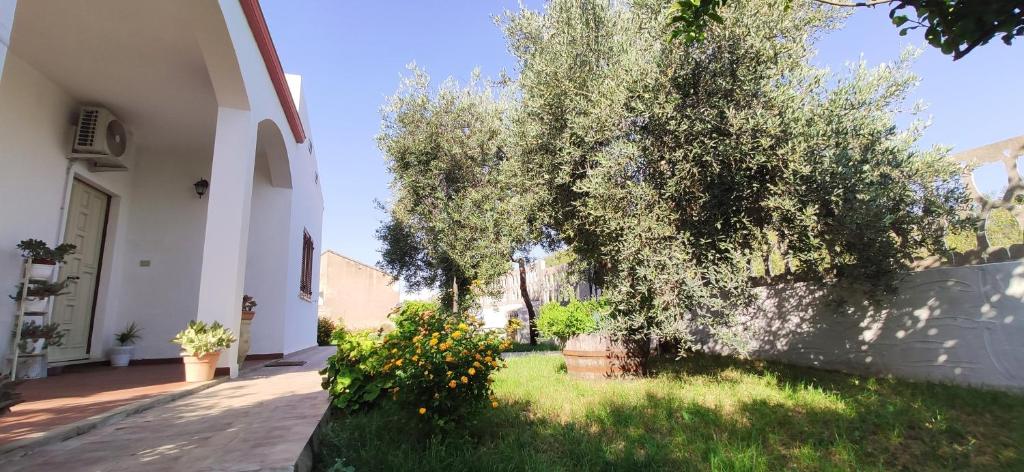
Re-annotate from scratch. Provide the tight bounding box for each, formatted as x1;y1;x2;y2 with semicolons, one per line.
238;0;307;143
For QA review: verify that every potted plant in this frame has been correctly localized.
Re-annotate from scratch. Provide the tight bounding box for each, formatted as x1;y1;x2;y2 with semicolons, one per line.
17;239;76;280
110;322;142;367
537;298;647;379
10;278;76;313
14;320;65;356
171;320;236;382
238;295;257;364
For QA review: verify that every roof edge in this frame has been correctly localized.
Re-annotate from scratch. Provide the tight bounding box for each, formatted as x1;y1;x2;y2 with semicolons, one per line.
238;0;307;143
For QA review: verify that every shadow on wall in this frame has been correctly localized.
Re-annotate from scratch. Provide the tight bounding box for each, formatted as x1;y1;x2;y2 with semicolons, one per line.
702;261;1024;392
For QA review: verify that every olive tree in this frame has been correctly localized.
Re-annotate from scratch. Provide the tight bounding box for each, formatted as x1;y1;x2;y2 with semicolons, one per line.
377;68;547;323
501;0;971;346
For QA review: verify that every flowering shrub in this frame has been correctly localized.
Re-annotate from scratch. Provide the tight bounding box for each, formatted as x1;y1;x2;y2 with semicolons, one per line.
321;301;509;428
383;301;508;427
537;299;606;344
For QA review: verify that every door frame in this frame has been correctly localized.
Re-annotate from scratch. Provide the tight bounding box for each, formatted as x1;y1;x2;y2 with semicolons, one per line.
56;177;112;361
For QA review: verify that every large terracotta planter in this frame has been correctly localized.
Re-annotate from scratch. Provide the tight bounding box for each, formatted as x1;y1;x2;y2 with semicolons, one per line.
237;310;255;365
563;334;649;380
182;351;221;382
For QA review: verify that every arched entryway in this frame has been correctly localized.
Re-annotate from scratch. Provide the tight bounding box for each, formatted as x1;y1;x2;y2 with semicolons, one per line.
240;119;293;361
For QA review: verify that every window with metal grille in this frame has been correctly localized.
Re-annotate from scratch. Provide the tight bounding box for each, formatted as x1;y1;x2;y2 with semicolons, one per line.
300;230;314;300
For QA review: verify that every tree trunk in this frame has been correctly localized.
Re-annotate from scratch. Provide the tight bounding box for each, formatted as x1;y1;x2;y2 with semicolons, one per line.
451;276;459;313
517;258;538;345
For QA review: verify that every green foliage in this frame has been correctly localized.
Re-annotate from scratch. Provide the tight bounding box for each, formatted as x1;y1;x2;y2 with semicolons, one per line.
502;0;971;346
16;239;76;264
170;320;236;357
505;341;561;352
114;321;142;346
316;354;1024;471
320;302;509;429
320;327;390;413
667;0;1024;60
10;278;77;301
383;302;508;428
241;294;257;312
376;68;548;310
318;316;338;346
15;320;65;352
536;299;605;344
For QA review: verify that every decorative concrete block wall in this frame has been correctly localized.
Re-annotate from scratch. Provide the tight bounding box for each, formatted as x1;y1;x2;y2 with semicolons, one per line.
703;261;1024;392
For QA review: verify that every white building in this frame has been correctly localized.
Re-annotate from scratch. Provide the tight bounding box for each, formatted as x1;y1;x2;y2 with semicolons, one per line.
0;0;324;377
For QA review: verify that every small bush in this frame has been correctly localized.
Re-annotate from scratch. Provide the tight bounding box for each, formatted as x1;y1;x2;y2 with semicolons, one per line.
320;301;509;429
320;327;389;413
318;316;338;346
536;299;606;344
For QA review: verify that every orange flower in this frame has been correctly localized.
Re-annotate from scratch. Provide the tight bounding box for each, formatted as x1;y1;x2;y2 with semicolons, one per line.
491;401;499;408
419;407;426;415
448;380;457;389
460;376;468;384
395;359;403;366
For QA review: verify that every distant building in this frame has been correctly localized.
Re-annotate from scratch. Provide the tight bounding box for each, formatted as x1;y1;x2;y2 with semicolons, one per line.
318;251;400;330
477;259;599;342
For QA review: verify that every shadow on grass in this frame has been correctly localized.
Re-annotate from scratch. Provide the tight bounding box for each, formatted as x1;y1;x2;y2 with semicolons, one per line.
315;354;1024;472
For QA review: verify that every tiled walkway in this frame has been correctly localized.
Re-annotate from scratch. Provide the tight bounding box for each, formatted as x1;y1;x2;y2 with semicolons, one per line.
0;347;333;471
0;363;200;443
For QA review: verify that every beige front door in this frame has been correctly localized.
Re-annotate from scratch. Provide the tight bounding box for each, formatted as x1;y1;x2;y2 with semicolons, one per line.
50;179;109;362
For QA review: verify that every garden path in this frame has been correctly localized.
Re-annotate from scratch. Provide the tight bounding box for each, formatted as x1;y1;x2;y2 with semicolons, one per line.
0;347;333;471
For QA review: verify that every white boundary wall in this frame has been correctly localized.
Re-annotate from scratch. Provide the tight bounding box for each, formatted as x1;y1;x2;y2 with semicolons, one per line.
702;262;1024;392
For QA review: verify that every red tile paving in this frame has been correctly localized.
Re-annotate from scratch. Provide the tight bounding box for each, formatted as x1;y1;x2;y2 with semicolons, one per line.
0;363;197;444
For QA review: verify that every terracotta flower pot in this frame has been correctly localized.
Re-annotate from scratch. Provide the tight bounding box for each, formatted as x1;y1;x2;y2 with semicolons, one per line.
182;351;221;382
237;311;255;365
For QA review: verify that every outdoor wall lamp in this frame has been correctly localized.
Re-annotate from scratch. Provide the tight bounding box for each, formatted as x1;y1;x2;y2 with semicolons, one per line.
194;178;210;199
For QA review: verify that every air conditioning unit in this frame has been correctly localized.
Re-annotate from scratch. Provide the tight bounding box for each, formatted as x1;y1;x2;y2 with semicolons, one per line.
70;106;130;170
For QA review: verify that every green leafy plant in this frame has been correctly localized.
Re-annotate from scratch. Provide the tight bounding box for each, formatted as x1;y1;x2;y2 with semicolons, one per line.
15;320;65;352
321;302;508;429
320;327;389;413
114;322;142;346
318;316;338;346
171;320;236;357
537;299;605;345
16;239;76;264
9;278;77;302
241;294;257;312
502;0;971;348
666;0;1024;61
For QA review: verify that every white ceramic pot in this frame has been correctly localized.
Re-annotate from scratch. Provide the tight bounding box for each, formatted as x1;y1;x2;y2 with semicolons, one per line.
15;354;48;380
29;262;56;281
22;297;49;313
110;345;135;367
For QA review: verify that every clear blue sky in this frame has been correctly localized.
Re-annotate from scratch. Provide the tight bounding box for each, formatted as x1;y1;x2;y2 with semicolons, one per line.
262;1;1023;267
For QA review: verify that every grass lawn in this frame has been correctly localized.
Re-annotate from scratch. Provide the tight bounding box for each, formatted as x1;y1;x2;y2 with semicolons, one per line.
315;353;1024;471
504;341;561;353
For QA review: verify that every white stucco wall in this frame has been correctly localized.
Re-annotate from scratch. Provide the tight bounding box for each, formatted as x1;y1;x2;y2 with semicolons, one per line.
244;150;292;355
701;262;1024;392
1;0;324;369
0;0;14;79
217;0;323;356
0;50;212;362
